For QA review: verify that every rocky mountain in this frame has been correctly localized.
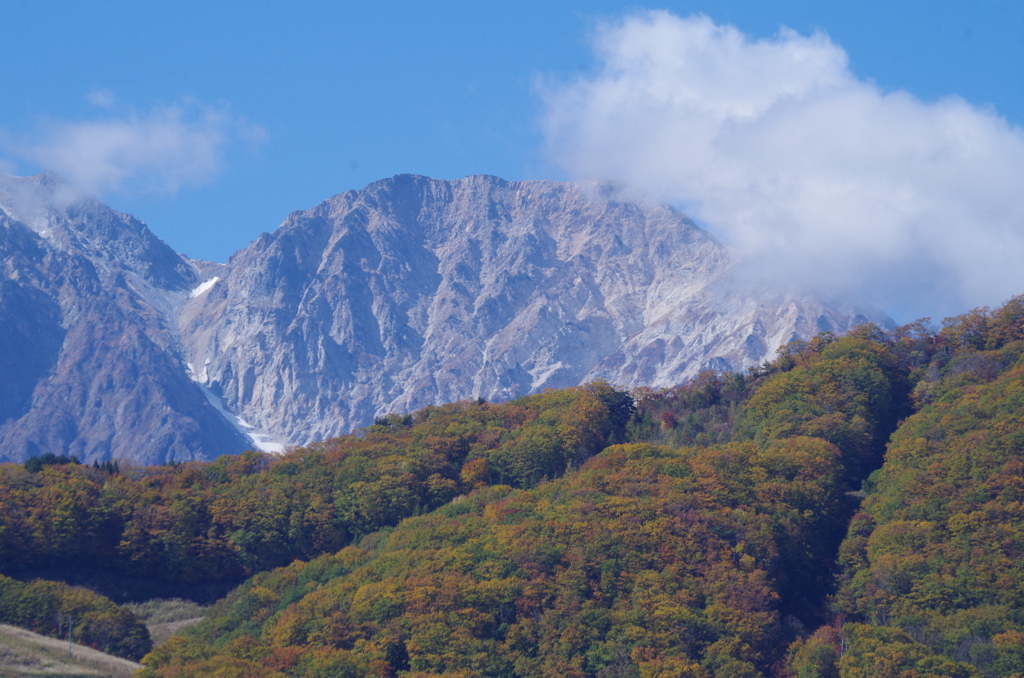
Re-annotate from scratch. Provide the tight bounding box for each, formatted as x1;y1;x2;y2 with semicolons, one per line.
179;174;885;447
0;173;251;464
0;172;886;462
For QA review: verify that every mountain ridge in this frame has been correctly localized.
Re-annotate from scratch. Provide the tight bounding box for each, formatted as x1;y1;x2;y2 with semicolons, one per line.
0;171;887;461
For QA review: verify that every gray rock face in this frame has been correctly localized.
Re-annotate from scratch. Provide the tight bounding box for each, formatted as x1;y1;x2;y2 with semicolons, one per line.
0;172;887;462
0;173;251;464
180;174;885;447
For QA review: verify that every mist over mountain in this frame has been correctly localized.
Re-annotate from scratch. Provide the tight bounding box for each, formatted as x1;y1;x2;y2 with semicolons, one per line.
0;172;886;462
543;13;1024;320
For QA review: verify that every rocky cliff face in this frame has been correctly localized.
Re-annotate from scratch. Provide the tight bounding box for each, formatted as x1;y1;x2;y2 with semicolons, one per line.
180;174;883;447
0;172;885;462
0;173;250;464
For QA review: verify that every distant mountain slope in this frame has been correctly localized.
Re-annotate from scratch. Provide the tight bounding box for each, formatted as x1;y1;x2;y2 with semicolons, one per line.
0;173;250;464
0;172;886;462
181;174;885;445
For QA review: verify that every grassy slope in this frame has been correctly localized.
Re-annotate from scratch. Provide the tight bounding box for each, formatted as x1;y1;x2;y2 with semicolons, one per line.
0;623;140;678
124;599;208;648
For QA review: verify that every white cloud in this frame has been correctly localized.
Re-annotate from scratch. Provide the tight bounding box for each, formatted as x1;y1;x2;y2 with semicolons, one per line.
542;11;1024;320
5;100;265;198
87;89;116;108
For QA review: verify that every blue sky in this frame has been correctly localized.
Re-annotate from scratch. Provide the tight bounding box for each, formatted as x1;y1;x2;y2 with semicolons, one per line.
2;1;1024;319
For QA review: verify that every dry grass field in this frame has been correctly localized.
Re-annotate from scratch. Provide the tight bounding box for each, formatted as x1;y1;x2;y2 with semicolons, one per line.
123;599;206;648
0;624;141;677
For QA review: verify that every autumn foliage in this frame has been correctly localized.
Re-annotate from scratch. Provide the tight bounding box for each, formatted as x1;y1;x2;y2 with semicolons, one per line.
829;345;1024;675
8;295;1024;677
0;384;626;588
134;329;910;677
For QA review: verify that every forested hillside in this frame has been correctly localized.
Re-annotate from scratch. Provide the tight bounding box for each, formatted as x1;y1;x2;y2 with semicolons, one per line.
133;331;911;677
799;301;1024;677
3;297;1024;677
0;385;629;589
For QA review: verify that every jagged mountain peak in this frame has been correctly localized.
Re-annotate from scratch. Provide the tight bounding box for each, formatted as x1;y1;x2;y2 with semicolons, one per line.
0;171;87;227
181;176;884;447
1;173;889;462
0;174;248;464
0;171;198;294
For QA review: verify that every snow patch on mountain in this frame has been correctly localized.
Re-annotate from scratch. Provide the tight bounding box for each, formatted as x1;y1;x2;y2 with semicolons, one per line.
190;277;220;298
